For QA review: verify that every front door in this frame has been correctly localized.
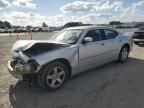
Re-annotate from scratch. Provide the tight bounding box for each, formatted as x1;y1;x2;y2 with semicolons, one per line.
78;29;106;72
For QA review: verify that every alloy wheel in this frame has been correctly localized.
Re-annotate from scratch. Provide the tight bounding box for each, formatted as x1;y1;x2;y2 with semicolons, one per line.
46;67;65;88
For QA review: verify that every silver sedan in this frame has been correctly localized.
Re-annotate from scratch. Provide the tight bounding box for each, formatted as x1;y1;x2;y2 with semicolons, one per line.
8;26;133;91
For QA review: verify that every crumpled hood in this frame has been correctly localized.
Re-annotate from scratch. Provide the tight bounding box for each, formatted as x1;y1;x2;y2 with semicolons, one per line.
11;40;70;57
12;40;34;52
12;40;70;51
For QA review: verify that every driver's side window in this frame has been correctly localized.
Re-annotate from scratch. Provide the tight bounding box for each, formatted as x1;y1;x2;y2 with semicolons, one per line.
85;29;102;42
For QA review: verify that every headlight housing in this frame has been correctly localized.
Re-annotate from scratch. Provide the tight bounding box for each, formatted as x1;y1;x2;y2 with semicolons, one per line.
13;59;38;74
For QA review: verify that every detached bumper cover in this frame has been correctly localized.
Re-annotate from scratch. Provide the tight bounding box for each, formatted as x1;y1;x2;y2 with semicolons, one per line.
7;61;23;80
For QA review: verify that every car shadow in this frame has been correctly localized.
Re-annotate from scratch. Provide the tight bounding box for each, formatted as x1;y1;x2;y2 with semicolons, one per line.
9;57;144;108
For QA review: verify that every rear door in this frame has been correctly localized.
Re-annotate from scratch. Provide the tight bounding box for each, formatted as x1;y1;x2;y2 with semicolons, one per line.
100;29;120;61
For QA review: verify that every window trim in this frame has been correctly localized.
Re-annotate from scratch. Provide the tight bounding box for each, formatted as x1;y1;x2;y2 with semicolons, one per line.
102;29;118;40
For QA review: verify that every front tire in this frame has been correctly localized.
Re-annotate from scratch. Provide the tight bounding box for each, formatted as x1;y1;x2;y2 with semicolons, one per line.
118;46;129;63
39;61;69;91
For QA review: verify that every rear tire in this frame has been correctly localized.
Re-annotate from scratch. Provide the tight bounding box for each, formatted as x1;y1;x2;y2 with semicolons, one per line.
39;61;69;91
118;46;129;63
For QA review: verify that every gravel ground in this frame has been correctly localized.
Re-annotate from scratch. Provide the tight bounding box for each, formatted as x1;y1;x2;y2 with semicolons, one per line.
1;29;144;108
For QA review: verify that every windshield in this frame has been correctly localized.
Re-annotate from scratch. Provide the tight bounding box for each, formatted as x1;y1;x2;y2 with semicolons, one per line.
49;29;84;44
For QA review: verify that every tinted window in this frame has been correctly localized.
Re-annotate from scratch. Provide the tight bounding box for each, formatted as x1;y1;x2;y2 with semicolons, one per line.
139;27;144;31
104;29;118;39
85;29;101;42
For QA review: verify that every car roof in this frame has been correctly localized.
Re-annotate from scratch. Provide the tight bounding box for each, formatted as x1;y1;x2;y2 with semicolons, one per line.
66;26;113;30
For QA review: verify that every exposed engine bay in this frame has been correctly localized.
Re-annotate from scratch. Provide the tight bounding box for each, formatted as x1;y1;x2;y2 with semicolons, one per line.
23;42;69;57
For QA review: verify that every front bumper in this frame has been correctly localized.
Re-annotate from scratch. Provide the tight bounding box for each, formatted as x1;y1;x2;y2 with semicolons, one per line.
7;61;23;80
133;39;144;43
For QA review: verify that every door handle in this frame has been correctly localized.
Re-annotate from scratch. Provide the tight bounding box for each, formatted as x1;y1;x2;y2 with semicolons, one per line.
119;40;122;42
101;43;105;45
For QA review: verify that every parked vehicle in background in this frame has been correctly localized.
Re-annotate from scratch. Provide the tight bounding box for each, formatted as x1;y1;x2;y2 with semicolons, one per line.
133;27;144;45
21;28;27;33
0;28;5;33
4;28;9;33
6;28;15;33
30;28;34;32
8;26;133;91
15;28;23;33
33;27;42;32
3;28;9;33
42;27;50;32
4;28;16;33
12;28;18;33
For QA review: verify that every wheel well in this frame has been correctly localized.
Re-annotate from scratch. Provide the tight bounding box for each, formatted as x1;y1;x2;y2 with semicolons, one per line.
122;44;130;52
41;58;72;78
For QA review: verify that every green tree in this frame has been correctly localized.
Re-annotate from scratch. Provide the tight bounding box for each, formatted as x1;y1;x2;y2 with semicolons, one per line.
42;22;48;27
63;22;83;28
0;21;4;28
4;21;11;28
0;21;11;28
109;21;121;25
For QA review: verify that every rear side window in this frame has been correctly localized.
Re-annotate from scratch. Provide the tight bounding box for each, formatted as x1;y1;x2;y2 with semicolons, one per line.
104;29;118;40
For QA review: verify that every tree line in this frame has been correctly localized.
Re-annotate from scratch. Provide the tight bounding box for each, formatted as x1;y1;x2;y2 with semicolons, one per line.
1;20;143;29
0;21;11;29
109;21;144;28
63;21;144;28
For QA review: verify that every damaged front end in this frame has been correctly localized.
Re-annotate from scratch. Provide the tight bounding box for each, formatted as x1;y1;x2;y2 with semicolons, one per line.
10;58;37;74
8;40;70;80
8;51;39;80
8;59;38;80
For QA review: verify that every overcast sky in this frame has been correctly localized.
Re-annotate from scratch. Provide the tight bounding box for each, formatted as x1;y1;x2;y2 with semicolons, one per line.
0;0;144;26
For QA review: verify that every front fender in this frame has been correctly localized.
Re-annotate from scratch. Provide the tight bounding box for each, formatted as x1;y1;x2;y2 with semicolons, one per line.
31;45;79;72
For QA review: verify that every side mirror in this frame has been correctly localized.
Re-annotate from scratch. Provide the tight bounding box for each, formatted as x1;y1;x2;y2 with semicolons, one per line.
83;37;93;43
